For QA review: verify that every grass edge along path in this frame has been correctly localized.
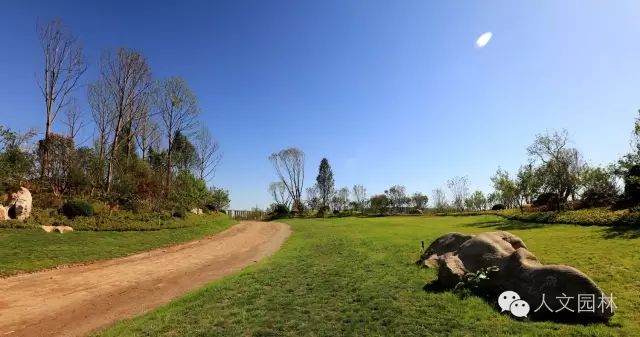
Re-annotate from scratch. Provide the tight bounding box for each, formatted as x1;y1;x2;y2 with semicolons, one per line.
0;213;237;277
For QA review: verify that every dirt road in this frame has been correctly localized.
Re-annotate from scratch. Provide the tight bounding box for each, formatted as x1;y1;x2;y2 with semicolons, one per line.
0;221;291;337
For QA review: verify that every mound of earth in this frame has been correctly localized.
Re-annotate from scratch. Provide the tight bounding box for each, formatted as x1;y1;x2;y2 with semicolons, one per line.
418;231;614;322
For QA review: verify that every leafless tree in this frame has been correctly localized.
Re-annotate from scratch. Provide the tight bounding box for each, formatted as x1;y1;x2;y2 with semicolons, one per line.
352;184;367;211
88;79;114;159
332;187;350;211
99;48;152;192
134;112;161;161
447;176;470;211
269;181;291;207
62;97;86;142
269;147;305;212
37;18;86;176
432;188;448;211
154;77;200;186
194;126;221;181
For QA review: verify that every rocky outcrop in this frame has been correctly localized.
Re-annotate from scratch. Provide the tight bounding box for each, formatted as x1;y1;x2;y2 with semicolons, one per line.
418;231;614;322
7;187;32;220
190;208;203;215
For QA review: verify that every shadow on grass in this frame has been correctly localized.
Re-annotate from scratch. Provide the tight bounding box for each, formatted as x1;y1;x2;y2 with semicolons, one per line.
463;219;563;231
601;226;640;240
421;279;617;326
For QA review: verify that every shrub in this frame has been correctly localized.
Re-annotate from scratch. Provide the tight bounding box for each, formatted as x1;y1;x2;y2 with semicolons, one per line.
268;203;290;219
61;200;95;219
491;204;505;210
172;209;187;219
408;208;423;215
533;192;560;208
579;189;616;209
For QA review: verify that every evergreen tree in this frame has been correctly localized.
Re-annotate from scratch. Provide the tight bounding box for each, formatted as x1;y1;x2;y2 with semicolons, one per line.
316;158;334;211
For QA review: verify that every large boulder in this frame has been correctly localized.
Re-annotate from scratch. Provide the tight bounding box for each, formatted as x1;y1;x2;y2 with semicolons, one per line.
7;187;32;220
418;231;614;322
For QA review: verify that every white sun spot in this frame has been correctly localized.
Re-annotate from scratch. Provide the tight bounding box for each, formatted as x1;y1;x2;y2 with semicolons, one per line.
475;32;493;48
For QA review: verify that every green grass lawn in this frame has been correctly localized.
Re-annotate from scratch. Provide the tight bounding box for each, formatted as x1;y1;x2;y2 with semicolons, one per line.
96;215;640;337
0;213;236;277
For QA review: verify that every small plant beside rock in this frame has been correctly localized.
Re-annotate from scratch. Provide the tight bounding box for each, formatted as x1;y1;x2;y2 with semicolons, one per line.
452;266;500;299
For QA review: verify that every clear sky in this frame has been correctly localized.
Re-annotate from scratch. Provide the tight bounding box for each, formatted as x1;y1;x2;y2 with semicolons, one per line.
1;1;640;209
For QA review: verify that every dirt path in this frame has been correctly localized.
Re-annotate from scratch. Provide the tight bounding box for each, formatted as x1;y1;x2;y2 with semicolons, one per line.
0;221;291;337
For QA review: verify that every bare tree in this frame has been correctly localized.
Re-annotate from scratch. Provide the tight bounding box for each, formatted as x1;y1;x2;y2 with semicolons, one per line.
331;187;349;211
62;97;86;142
269;181;291;207
447;176;470;211
134;112;161;161
305;185;320;210
37;18;86;176
194;126;221;181
99;48;152;192
154;77;200;186
269;147;305;212
352;184;367;211
432;188;448;211
88;79;114;160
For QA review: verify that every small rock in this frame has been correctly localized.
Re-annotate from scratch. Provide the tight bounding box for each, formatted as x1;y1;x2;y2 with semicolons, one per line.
41;225;74;233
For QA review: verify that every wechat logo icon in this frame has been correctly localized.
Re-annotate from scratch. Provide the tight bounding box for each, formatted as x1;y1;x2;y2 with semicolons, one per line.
498;290;529;318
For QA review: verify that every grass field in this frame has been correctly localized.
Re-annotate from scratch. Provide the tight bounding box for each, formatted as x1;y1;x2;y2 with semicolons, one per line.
0;213;236;277
97;215;640;337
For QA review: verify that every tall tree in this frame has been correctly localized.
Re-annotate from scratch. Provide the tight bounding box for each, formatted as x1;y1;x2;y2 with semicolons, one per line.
385;185;408;213
155;77;200;186
171;131;198;172
100;48;152;192
527;129;583;208
315;158;334;211
447;176;470;211
87;79;114;160
269;181;291;207
432;188;448;211
352;184;367;212
411;192;429;210
194;126;221;181
269;147;305;212
491;168;519;208
62;97;86;142
37;18;86;177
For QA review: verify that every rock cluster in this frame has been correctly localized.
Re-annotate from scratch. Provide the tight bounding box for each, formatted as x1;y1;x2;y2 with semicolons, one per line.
418;231;614;322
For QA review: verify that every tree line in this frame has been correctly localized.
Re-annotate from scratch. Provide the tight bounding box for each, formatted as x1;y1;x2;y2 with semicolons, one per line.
267;148;430;216
266;111;640;216
0;18;228;213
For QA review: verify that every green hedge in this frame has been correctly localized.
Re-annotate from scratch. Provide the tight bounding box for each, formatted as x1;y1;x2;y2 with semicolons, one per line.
0;209;227;231
497;208;639;226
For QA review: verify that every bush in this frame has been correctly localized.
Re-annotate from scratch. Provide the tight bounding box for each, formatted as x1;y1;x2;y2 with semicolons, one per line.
172;209;187;219
408;208;423;215
268;203;290;219
580;189;616;209
491;204;505;210
61;200;95;219
533;192;560;208
497;208;632;226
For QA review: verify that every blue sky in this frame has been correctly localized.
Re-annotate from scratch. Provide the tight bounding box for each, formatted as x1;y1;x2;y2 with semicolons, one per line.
1;1;640;209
